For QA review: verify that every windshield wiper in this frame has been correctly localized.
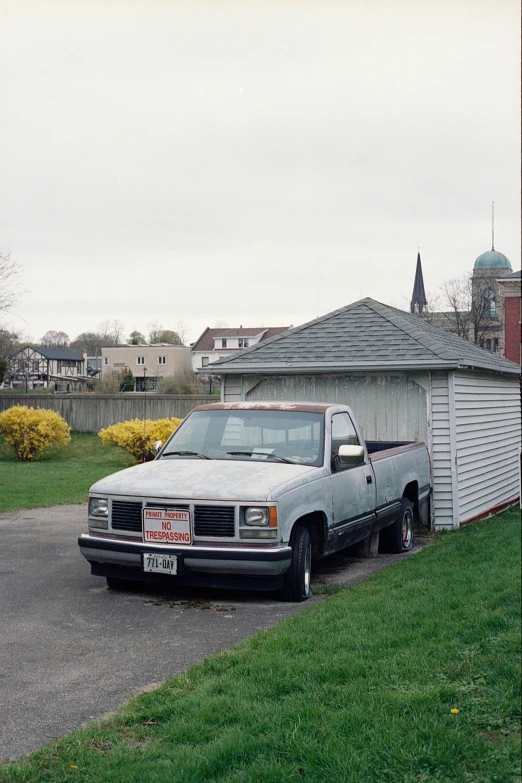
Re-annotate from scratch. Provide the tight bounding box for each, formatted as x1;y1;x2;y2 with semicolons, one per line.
226;450;296;464
161;450;211;459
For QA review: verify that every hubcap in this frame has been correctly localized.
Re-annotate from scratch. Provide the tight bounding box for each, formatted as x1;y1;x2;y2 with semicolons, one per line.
402;509;413;549
304;542;312;596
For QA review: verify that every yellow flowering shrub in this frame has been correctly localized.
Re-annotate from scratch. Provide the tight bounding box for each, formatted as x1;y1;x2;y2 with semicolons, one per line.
0;405;71;461
98;417;183;462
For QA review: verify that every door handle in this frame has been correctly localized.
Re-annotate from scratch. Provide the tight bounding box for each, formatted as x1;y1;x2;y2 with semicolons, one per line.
366;475;373;484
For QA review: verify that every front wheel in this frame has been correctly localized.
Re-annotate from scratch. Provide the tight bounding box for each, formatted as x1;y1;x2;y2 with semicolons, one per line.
281;525;313;602
380;498;415;554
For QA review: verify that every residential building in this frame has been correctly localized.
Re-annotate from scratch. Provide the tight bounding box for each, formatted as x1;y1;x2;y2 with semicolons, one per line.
497;271;521;364
191;326;290;372
101;344;192;390
7;346;85;390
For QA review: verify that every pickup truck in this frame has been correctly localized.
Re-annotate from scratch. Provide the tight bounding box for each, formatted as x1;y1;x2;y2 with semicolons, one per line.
79;402;431;602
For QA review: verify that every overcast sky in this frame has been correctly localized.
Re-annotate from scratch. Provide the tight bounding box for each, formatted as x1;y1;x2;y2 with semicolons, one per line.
1;0;520;346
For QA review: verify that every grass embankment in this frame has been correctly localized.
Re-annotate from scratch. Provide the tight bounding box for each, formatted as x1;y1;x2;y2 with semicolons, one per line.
2;509;520;783
0;433;134;512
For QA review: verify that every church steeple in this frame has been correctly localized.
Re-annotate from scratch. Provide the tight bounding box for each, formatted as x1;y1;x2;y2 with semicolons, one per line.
410;251;427;314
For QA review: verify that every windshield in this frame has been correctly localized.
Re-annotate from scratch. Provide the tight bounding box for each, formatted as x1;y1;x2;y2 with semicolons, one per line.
161;409;324;466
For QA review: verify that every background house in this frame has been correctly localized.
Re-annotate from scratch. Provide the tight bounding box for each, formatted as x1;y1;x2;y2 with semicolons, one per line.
191;326;290;372
101;343;192;390
206;298;520;531
7;346;85;390
497;270;521;364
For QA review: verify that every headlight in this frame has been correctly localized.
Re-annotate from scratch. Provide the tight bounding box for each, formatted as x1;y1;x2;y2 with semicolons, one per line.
89;497;108;517
245;507;269;526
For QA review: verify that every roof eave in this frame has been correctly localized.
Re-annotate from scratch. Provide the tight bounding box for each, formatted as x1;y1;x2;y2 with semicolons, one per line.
201;359;521;376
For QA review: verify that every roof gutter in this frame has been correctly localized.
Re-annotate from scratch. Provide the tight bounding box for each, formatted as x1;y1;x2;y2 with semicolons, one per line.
200;360;521;376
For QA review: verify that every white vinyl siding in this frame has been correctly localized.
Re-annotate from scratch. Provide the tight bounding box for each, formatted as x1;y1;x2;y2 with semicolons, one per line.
453;372;521;522
428;373;455;529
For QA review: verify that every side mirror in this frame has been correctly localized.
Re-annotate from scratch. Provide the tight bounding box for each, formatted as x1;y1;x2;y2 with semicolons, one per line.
338;444;365;465
152;440;163;457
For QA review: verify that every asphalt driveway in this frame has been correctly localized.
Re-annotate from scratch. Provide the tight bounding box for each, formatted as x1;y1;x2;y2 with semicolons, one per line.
0;504;429;759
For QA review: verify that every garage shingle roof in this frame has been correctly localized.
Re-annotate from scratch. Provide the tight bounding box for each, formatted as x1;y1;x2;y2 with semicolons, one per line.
207;298;520;375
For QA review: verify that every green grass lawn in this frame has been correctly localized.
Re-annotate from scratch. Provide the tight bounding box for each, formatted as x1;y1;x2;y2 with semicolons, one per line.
0;433;135;512
1;509;520;783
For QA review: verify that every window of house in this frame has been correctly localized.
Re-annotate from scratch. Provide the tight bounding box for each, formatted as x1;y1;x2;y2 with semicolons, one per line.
158;356;166;365
484;339;492;351
493;338;499;353
484;289;496;317
32;360;39;372
104;357;109;365
137;357;145;365
238;338;249;348
202;357;209;367
221;339;227;348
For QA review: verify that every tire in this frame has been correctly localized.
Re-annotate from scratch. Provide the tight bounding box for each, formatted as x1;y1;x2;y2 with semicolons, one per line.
380;498;415;554
281;525;313;602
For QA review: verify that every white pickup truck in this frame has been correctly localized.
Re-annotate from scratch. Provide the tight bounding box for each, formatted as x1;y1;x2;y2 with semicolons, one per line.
79;402;431;601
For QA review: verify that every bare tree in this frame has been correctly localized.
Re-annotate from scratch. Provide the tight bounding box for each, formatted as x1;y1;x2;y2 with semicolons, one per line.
40;330;70;348
0;247;20;315
70;332;104;355
436;273;493;345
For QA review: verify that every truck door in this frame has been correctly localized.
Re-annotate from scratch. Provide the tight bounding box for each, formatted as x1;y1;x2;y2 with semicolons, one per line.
330;412;376;549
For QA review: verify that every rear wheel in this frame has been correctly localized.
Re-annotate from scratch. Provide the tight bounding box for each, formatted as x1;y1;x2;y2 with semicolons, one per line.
281;525;313;602
380;498;415;554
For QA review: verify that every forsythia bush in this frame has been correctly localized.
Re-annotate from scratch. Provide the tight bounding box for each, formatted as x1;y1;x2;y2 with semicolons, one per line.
0;405;71;460
98;417;183;462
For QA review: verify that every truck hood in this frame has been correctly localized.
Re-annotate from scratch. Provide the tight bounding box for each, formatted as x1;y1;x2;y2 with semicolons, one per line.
90;458;319;502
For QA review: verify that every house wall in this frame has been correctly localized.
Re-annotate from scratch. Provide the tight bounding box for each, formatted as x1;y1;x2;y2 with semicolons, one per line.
240;373;429;443
430;372;456;529
504;296;521;364
192;351;234;372
102;345;192;378
453;371;521;523
222;368;520;530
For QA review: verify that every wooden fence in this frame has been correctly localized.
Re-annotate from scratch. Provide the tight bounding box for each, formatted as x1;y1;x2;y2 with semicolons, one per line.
0;394;217;432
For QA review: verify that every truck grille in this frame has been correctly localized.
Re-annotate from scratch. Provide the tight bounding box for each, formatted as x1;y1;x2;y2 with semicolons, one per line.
194;506;235;537
109;501;235;538
111;501;142;533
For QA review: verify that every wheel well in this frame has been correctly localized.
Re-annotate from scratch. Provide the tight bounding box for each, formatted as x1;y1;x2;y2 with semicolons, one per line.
403;481;419;520
291;512;327;559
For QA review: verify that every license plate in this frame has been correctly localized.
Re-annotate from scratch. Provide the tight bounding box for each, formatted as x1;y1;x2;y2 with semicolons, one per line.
143;507;191;544
143;553;177;575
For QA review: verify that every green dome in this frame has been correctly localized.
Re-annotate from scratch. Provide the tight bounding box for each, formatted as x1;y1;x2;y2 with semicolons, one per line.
474;249;512;271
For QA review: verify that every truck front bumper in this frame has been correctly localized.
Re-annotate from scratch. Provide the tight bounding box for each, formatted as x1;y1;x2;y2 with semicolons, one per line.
78;533;292;590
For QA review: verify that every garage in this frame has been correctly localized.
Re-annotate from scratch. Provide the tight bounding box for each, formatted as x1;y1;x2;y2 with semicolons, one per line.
207;298;520;530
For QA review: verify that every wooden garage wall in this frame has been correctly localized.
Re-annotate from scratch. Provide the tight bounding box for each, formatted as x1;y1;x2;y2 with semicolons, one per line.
238;373;429;443
453;371;520;522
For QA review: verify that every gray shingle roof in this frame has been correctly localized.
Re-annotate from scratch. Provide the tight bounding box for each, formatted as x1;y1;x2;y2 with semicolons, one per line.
36;346;84;361
207;298;520;375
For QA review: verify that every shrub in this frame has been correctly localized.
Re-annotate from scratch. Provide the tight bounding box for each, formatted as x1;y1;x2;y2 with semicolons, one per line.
0;405;71;460
156;372;204;395
98;417;183;462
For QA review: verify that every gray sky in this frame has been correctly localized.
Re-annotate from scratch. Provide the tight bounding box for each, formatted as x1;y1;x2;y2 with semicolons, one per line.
1;0;520;346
